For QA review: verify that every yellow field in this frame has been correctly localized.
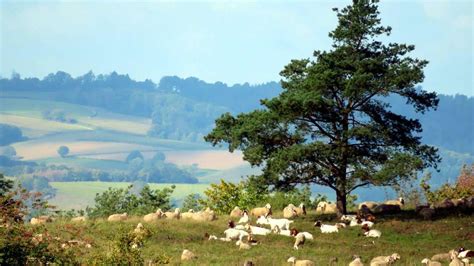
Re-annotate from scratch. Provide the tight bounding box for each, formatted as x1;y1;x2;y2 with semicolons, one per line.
80;116;151;135
12;141;153;160
164;150;246;170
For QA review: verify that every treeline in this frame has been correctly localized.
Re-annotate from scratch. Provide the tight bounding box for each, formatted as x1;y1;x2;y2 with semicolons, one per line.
1;72;472;154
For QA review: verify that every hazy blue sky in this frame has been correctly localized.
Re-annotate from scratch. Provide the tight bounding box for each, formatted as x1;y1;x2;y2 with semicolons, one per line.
1;0;472;95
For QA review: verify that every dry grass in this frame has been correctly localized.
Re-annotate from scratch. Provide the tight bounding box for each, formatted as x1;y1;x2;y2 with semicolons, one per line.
164;150;247;170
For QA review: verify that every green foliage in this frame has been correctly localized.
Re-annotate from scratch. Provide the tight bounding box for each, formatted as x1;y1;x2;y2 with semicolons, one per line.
86;184;174;218
182;193;202;211
57;145;69;158
0;123;25;145
205;0;440;214
421;164;474;203
17;176;56;200
0;174;13;196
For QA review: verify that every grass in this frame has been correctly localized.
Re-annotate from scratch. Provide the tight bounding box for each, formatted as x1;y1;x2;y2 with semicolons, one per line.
49;182;210;210
38;211;473;265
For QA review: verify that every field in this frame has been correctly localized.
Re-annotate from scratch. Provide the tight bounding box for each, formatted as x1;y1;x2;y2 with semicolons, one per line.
37;211;473;265
49;182;210;210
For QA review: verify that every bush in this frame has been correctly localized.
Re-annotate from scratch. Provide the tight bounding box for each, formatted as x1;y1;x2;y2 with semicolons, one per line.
182;193;202;210
126;150;144;163
86;184;174;218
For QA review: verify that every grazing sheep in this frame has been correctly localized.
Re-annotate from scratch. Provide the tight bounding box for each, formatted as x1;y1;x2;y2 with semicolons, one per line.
431;252;451;262
421;258;442;266
385;197;404;206
358;201;378;210
181;249;197;261
238;211;250;224
244;224;271;236
317;201;337;214
224;228;249;241
230;206;243;217
349;255;364;266
181;209;195;219
283;205;298;218
293;233;306;250
287;256;315;266
370;253;400;266
250;203;272;217
143;209;164;222
164;208;180;219
71;216;86;222
30;216;52;225
107;212;128;222
314;221;341;233
372;204;401;214
236;240;251;250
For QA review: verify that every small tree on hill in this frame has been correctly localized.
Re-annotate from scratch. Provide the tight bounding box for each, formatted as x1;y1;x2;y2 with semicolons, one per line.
126;150;144;163
205;0;440;215
57;145;70;158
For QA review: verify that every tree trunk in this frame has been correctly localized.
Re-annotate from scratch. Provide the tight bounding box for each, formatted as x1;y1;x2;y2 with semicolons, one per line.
336;190;347;216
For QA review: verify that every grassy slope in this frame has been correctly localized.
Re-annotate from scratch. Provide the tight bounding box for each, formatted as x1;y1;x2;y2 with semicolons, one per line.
49;182;209;210
40;212;473;265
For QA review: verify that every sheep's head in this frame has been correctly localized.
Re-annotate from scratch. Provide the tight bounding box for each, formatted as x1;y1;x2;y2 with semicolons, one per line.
361;224;370;231
421;258;429;264
314;221;322;227
265;203;271;209
136;223;143;229
399;197;405;205
352;255;361;260
287;257;296;263
228;220;235;228
290;228;299;236
390;253;401;261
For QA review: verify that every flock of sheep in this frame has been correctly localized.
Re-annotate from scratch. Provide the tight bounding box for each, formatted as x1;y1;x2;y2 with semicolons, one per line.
27;196;474;265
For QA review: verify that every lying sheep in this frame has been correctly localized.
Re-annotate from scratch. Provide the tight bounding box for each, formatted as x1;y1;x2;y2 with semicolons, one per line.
349;255;364;266
256;216;293;231
373;204;401;214
244;223;271;236
180;209;195;219
287;256;315;266
431;252;451;262
71;216;86;222
314;221;342;233
181;249;197;261
272;225;292;236
458;247;474;258
283;204;298;219
238;211;249;224
250;203;271;217
385;197;404;206
236;240;251;250
290;228;313;240
358;201;378;210
230;206;243;217
30;216;52;225
362;224;381;238
449;250;464;266
164;208;180;219
191;209;217;222
224;228;249;241
107;213;127;222
370;253;400;266
317;201;337;214
143;209;164;222
421;258;442;266
293;232;305;250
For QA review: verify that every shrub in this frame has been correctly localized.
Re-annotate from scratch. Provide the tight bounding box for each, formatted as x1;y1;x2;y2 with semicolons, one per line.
182;193;202;211
57;146;69;158
0;124;25;145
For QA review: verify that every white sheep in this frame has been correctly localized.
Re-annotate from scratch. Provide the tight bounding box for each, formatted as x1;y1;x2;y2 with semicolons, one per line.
256;216;293;231
350;219;374;228
244;223;271;236
236;240;251;250
449;250;465;266
181;249;197;261
370;253;400;266
283;204;298;218
364;229;381;238
287;256;315;266
317;201;338;214
341;214;357;222
180;209;195;219
421;258;442;266
107;212;128;222
143;209;164;222
164;208;180;219
237;211;250;224
31;216;52;225
385;197;404;206
290;229;314;240
458;248;474;258
431;252;451;262
349;255;364;266
230;206;243;217
313;221;341;233
250;203;272;217
271;226;292;236
293;232;305;250
71;216;86;222
224;228;249;241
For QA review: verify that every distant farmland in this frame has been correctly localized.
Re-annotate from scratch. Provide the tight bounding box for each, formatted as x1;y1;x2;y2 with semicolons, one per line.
49;182;210;210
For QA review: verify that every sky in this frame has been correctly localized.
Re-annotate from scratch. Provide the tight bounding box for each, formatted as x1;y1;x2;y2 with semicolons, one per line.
0;0;472;96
